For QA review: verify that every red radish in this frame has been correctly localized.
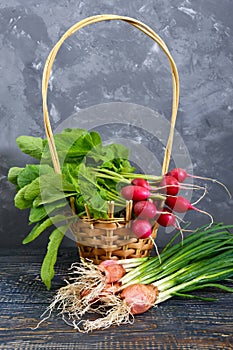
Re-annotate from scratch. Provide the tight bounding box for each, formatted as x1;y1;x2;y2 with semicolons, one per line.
133;201;157;219
160;176;180;196
121;185;150;201
132;219;152;239
166;168;187;182
166;168;231;199
98;260;126;283
121;284;158;314
165;196;214;227
131;178;150;189
157;209;176;227
166;196;195;213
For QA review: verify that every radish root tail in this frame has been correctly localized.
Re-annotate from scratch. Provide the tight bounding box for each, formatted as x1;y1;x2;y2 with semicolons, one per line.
191;186;208;206
194;208;214;230
188;174;232;199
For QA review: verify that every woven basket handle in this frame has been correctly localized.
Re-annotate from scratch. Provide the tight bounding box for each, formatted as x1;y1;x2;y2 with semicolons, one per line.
42;14;179;175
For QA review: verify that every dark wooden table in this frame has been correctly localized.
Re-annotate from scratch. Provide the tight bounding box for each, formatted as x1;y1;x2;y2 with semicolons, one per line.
1;248;233;350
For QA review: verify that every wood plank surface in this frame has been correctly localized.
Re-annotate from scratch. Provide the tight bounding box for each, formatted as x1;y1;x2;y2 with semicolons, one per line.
0;248;233;350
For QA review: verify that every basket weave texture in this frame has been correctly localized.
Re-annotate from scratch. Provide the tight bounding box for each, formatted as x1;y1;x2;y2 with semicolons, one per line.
72;219;158;264
71;201;158;264
41;15;179;263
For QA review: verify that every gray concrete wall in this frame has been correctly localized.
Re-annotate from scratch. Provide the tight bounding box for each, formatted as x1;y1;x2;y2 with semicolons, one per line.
0;0;233;249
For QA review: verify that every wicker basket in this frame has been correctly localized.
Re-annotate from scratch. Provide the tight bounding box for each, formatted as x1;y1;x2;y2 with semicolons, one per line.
70;201;159;264
41;15;179;263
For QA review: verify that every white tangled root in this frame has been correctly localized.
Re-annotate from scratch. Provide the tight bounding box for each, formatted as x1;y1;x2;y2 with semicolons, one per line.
33;260;134;332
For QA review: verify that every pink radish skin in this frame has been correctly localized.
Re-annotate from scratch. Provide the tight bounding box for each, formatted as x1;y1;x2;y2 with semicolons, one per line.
165;196;214;228
132;219;152;239
160;176;180;196
165;196;195;213
166;168;187;182
157;209;176;227
133;201;157;219
121;185;150;201
166;168;231;199
131;178;150;189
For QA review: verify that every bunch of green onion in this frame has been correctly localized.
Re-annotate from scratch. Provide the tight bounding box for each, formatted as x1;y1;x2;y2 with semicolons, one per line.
39;223;233;332
119;223;233;304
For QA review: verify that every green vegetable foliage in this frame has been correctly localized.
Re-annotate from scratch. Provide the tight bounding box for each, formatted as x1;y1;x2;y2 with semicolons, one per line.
8;128;136;289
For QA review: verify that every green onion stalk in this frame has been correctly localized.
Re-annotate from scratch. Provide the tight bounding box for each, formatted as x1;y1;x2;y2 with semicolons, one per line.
118;223;233;304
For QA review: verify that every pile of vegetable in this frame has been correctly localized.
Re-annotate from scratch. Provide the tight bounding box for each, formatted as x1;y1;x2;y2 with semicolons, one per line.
8;127;233;333
35;223;233;332
8;128;230;289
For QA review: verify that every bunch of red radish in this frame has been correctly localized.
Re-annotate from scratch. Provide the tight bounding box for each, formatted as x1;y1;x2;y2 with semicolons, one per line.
121;167;211;240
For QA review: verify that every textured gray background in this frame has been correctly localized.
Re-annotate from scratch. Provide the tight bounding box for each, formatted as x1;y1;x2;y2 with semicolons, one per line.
0;0;233;249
